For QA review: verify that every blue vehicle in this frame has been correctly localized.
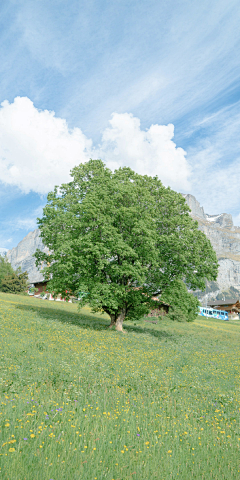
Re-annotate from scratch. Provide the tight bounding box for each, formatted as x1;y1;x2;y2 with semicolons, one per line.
198;306;228;321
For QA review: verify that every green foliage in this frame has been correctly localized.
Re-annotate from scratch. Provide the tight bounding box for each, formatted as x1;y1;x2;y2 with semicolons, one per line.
28;286;38;295
161;278;200;322
0;257;28;294
0;268;28;294
35;159;218;327
0;256;15;285
163;279;200;322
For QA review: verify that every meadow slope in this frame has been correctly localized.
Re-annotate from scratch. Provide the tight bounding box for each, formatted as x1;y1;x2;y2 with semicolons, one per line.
0;293;239;479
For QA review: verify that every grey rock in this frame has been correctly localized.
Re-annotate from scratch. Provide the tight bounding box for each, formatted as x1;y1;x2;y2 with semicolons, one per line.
182;194;206;220
183;194;240;300
6;229;48;283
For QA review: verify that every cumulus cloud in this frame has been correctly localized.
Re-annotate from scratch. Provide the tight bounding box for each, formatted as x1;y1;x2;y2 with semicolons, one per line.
99;113;191;191
0;97;191;194
0;97;92;194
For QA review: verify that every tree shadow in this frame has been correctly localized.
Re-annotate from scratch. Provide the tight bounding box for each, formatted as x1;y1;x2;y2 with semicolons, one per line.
16;303;109;331
123;323;176;341
15;303;176;341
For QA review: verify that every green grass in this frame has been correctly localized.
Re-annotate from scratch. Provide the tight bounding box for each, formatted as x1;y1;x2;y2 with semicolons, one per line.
0;292;240;479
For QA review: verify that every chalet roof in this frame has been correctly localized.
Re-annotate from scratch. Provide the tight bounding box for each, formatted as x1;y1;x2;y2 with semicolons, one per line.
132;288;171;306
31;280;48;286
207;299;239;306
152;297;170;306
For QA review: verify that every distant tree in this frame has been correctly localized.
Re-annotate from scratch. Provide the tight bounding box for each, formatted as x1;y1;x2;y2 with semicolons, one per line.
35;160;218;331
0;256;15;285
1;268;29;294
161;279;200;322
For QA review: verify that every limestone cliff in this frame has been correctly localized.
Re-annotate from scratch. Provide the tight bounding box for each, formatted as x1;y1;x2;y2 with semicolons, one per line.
182;194;240;300
6;229;48;283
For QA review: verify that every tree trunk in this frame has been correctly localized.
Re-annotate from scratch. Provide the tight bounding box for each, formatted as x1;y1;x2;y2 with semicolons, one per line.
115;311;126;332
109;314;116;328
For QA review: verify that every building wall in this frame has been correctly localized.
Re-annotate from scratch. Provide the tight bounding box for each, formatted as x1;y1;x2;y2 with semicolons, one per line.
147;305;169;317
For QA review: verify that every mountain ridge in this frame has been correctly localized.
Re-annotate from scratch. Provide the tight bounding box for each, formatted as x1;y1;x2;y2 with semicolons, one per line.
182;194;240;301
6;229;48;283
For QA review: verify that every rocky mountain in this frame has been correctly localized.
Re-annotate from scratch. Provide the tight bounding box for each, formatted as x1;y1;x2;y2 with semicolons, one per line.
182;194;240;301
5;194;240;300
6;229;48;283
0;247;8;257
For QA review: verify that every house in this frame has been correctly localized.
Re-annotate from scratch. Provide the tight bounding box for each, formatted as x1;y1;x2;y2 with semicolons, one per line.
132;287;171;318
147;299;170;317
29;280;73;302
207;299;240;320
31;280;48;294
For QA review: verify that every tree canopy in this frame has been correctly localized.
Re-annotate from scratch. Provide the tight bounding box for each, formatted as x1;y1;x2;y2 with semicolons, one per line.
35;160;218;331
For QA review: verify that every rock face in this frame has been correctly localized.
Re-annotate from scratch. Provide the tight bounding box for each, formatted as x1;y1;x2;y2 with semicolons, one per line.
182;194;240;300
0;248;8;257
6;229;48;283
182;194;206;220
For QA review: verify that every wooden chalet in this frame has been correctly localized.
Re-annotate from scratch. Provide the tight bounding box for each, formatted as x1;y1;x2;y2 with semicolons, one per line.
207;299;240;319
30;280;75;302
132;287;171;318
32;280;48;294
147;299;170;318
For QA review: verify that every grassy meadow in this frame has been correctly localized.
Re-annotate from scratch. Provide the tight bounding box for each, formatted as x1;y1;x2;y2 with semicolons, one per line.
0;292;240;479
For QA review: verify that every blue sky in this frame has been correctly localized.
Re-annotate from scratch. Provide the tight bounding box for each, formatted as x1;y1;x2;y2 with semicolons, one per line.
1;0;240;249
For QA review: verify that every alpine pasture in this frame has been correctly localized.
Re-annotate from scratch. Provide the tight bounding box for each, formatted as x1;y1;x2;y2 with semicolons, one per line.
0;293;239;479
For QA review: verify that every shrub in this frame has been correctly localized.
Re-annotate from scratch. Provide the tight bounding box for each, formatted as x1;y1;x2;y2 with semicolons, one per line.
161;279;200;322
1;269;28;294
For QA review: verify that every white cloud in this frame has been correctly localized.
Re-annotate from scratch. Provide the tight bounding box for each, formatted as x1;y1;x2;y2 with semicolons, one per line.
0;98;191;194
0;97;92;194
187;103;240;215
98;113;191;191
2;206;45;234
14;217;38;231
14;206;46;231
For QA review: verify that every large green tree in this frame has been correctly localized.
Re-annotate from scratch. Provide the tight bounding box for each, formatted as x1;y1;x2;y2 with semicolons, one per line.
35;160;218;331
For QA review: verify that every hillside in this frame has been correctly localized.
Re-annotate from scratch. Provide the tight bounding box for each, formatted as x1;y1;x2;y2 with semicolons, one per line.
0;292;239;479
